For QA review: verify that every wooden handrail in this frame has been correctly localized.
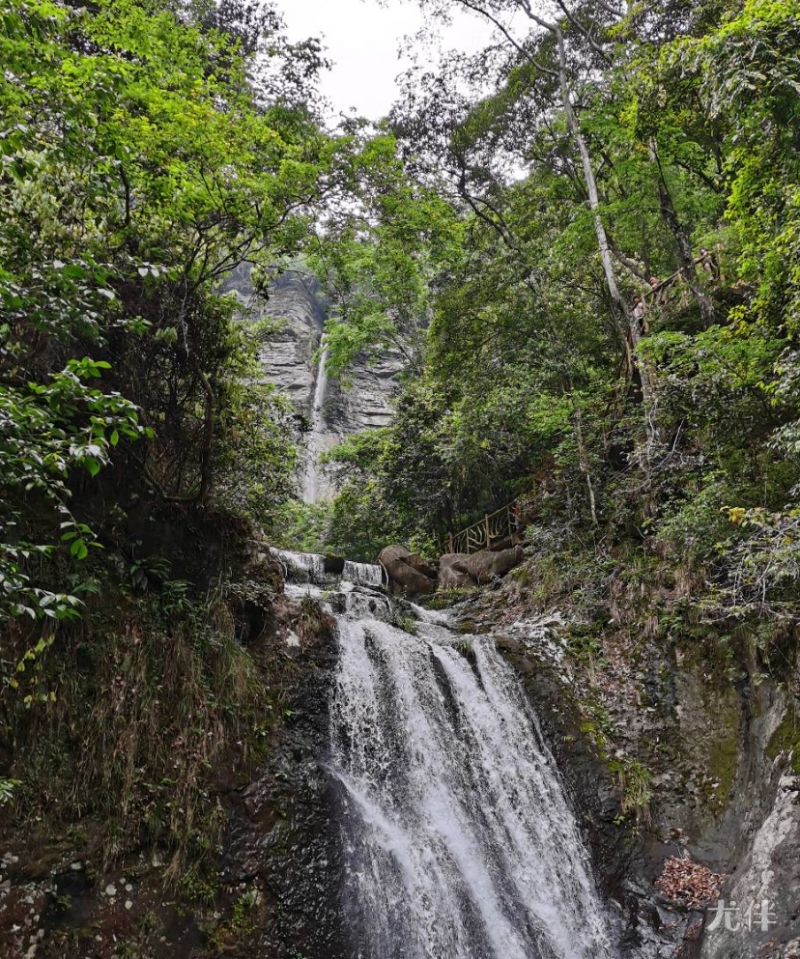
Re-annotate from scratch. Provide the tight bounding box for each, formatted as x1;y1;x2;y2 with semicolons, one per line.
446;501;525;555
635;249;721;315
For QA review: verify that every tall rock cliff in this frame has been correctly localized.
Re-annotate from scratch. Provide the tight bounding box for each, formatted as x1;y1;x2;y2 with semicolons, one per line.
224;266;402;501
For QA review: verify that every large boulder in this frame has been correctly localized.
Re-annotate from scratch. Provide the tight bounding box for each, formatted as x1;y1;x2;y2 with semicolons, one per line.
438;563;473;590
439;546;524;587
405;553;439;580
379;545;437;597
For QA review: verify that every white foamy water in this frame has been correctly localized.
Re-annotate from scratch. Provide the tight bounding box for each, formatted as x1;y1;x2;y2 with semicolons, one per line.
271;548;325;583
283;581;325;602
342;560;384;588
407;600;450;625
330;616;615;959
273;549;614;958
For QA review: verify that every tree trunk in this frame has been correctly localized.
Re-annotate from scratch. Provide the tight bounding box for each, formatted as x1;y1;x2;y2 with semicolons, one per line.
555;30;658;444
650;142;715;325
193;361;216;505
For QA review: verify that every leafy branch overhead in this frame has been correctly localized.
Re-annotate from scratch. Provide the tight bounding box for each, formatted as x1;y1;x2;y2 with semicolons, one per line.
0;0;333;621
317;0;800;633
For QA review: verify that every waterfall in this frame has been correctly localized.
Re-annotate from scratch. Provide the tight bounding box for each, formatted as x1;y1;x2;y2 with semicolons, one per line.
330;619;615;959
342;560;384;588
276;551;615;959
303;338;330;503
270;548;325;583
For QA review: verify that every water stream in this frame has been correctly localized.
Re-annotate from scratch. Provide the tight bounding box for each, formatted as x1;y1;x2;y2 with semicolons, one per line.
271;548;325;582
342;560;385;588
303;339;330;503
283;554;616;959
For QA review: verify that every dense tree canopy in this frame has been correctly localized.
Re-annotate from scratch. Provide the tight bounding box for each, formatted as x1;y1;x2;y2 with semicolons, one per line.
314;0;800;629
4;0;800;643
0;0;334;622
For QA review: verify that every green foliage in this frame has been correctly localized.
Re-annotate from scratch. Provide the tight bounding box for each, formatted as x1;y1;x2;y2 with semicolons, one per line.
313;0;800;635
6;568;281;875
271;499;332;555
0;359;150;618
325;453;409;560
675;0;800;330
0;0;331;624
0;778;20;805
215;379;300;530
0;0;338;924
389;610;419;636
310;130;463;378
609;758;654;821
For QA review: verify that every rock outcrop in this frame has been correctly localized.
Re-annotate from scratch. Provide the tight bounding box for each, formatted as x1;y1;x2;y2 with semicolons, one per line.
379;544;525;595
439;562;473;590
447;569;800;959
223;266;404;500
699;695;800;959
378;545;438;597
0;539;348;959
440;546;525;586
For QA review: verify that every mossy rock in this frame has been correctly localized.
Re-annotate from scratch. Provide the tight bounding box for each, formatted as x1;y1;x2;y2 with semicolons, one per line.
767;706;800;774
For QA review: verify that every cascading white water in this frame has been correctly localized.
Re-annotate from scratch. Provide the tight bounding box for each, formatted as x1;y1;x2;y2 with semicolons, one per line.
271;548;325;583
342;560;384;588
303;339;330;503
330;615;615;959
275;550;615;959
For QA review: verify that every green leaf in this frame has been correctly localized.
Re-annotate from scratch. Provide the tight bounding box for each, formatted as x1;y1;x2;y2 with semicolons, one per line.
70;540;89;560
62;265;87;279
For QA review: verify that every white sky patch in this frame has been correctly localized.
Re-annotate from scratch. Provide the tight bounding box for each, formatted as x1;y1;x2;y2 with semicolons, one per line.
274;0;494;119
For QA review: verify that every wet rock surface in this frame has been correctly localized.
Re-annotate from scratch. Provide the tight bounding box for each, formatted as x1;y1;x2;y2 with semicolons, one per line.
5;534;799;959
451;582;800;959
440;546;525;586
379;544;438;597
224;611;348;959
0;554;348;959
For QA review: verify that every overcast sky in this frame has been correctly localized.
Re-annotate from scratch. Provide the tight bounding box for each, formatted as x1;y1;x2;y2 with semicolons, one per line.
274;0;494;119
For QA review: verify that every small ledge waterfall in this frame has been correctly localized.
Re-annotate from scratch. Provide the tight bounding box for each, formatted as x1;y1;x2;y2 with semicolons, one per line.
283;555;616;959
271;548;325;582
342;560;384;588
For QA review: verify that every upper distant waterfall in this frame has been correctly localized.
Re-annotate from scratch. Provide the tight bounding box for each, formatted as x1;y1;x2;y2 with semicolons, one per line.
236;269;401;503
303;339;330;503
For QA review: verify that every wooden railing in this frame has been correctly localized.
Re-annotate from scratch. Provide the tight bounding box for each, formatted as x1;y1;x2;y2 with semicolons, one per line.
633;249;721;319
447;502;525;555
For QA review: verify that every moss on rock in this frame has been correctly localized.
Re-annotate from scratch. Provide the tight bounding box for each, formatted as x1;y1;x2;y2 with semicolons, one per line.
767;706;800;774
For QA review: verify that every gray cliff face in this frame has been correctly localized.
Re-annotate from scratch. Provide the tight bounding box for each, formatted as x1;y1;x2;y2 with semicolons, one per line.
224;266;402;500
454;579;800;959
